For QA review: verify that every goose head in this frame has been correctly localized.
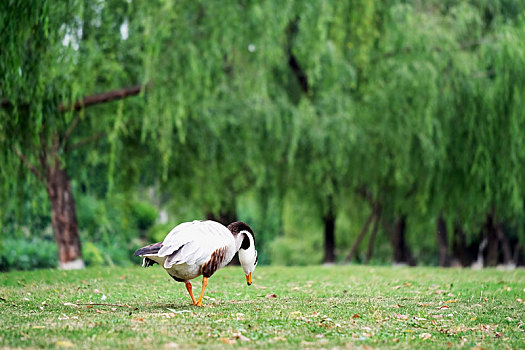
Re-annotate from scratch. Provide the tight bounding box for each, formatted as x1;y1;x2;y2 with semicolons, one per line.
228;221;258;285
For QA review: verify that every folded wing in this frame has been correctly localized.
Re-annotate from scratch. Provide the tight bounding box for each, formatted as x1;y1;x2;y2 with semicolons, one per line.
158;220;233;268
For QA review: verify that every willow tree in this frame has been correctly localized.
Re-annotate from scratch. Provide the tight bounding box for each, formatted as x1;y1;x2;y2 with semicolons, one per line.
348;2;457;265
0;1;146;268
394;1;525;266
138;0;299;243
355;0;525;266
434;3;525;266
277;1;369;264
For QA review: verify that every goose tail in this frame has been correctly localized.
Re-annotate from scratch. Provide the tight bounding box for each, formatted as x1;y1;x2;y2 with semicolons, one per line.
134;242;162;256
134;242;163;268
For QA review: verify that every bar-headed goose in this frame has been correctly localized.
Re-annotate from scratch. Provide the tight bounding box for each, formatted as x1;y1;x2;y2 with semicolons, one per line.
134;220;257;306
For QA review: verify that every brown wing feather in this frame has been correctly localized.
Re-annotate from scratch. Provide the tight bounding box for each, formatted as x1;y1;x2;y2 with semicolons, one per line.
201;247;228;278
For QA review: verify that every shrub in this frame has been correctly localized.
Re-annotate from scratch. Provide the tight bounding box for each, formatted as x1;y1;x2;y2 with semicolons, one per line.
146;222;175;243
0;237;58;271
268;236;323;266
82;241;105;266
131;201;159;231
83;240;136;267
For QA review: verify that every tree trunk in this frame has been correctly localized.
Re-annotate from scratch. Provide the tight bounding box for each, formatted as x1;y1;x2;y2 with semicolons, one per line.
206;210;237;227
452;225;473;267
344;210;375;263
484;214;499;267
513;244;522;266
45;164;84;269
323;202;336;264
496;225;512;265
386;216;415;266
436;213;451;267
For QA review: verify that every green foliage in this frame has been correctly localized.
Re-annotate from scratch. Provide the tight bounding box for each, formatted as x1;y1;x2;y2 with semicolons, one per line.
2;0;525;269
130;201;158;231
268;236;323;266
83;241;135;268
146;223;175;243
77;194;137;242
82;241;105;267
0;238;57;271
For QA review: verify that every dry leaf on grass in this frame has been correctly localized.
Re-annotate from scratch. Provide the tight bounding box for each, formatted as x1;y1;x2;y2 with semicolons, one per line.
232;332;251;342
419;333;432;340
265;294;277;298
271;337;287;342
219;338;235;345
56;340;74;347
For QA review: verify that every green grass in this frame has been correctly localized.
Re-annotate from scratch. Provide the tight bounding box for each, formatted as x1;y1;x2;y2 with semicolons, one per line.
1;265;524;349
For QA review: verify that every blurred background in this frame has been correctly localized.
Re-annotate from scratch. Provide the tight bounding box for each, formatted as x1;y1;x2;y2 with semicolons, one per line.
1;0;525;271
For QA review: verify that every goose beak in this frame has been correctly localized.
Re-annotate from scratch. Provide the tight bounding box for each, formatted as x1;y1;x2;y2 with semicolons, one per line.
246;272;252;285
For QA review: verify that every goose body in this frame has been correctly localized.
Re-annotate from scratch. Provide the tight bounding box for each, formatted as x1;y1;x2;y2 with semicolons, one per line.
134;220;257;306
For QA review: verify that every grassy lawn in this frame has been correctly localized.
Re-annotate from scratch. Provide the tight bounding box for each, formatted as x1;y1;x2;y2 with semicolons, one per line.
0;265;524;349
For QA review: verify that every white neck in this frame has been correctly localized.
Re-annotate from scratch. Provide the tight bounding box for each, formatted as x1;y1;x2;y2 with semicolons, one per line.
238;231;257;274
234;230;248;251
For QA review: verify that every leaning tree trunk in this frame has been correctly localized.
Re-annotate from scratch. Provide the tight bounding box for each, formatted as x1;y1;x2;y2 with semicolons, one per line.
436;213;451;267
322;201;336;264
344;210;374;263
44;163;84;269
365;209;381;264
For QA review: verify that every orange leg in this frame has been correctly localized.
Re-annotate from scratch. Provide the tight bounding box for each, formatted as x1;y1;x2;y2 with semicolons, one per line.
185;282;197;305
195;277;209;307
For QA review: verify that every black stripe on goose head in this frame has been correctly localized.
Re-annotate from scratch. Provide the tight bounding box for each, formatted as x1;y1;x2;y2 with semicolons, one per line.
227;221;254;249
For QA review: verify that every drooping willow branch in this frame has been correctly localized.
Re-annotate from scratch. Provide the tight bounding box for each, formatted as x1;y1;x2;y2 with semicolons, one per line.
12;146;43;183
58;84;144;112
